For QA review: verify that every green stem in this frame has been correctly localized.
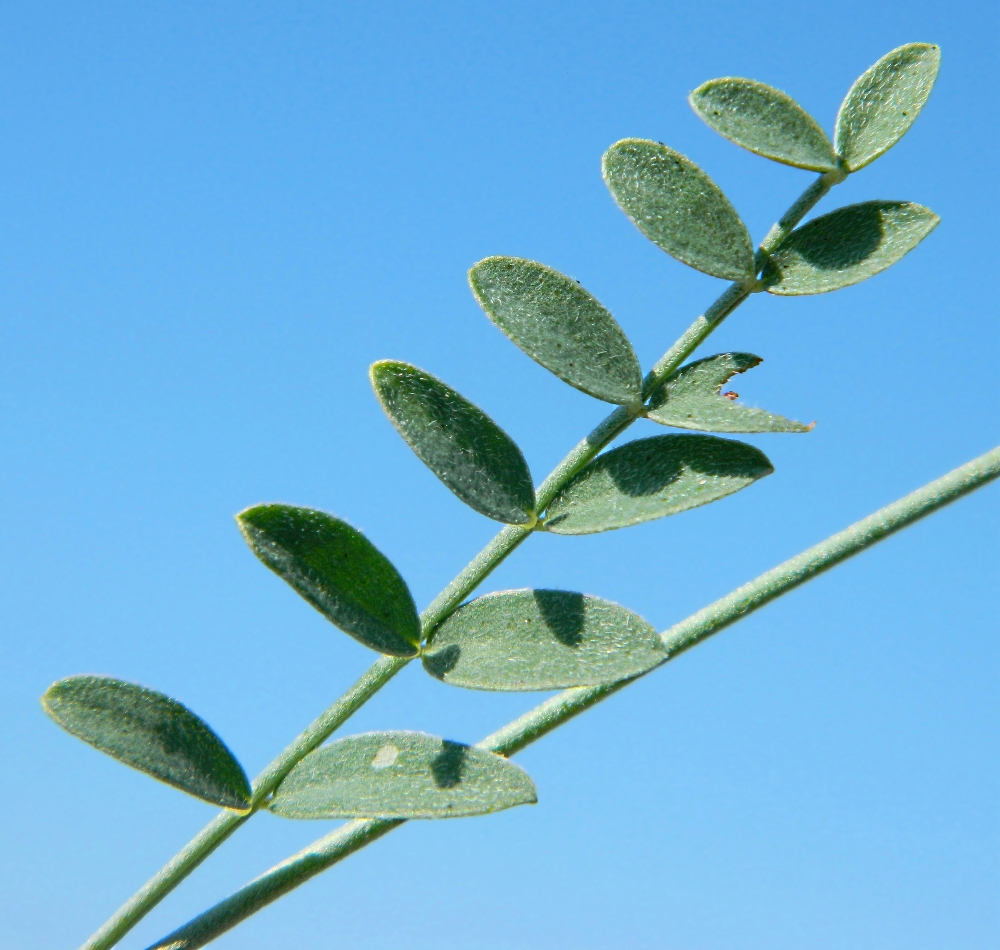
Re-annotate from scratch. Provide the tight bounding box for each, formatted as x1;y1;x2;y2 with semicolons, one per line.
755;169;843;266
147;444;1000;950
78;656;409;950
79;170;837;950
486;444;1000;756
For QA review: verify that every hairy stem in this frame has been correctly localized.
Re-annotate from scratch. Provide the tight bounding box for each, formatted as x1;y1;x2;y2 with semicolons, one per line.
77;656;409;950
80;170;837;950
148;444;1000;950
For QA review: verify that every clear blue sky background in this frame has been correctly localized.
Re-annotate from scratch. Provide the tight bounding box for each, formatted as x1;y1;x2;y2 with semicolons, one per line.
2;3;997;948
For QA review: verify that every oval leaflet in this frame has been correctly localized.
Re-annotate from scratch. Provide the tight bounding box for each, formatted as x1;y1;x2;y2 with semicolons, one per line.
835;43;940;172
762;201;939;295
424;588;667;690
238;505;421;656
469;257;643;406
270;731;537;819
544;434;773;534
371;360;536;525
602;139;755;281
690;78;838;172
42;675;252;810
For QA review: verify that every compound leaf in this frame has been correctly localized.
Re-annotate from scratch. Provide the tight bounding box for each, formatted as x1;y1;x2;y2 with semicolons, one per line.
602;139;754;281
835;43;940;172
762;201;938;295
269;731;536;819
469;257;643;406
371;360;535;525
238;505;421;657
42;675;251;810
647;353;812;433
690;78;838;172
423;588;666;690
544;434;772;534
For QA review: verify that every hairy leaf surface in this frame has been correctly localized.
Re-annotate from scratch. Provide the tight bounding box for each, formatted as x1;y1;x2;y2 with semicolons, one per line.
602;139;754;281
269;731;536;819
762;201;938;295
423;589;666;690
42;676;251;809
835;43;940;171
238;505;421;656
647;353;812;433
544;434;773;534
690;78;838;172
371;361;535;524
469;257;642;405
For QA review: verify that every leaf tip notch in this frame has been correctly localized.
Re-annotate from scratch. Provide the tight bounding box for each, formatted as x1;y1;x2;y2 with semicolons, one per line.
646;353;813;434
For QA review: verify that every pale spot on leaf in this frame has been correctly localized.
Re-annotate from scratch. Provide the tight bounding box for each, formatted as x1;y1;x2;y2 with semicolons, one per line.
371;744;400;770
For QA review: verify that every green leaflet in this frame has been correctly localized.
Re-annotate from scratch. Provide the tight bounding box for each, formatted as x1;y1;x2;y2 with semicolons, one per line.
42;676;251;810
544;434;773;534
835;43;940;172
371;361;535;525
761;201;938;295
238;505;421;657
468;257;643;406
647;353;812;434
423;588;667;690
602;139;755;281
269;731;537;819
690;78;838;172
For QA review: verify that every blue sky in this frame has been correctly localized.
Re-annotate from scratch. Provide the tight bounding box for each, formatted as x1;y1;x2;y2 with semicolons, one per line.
1;3;997;948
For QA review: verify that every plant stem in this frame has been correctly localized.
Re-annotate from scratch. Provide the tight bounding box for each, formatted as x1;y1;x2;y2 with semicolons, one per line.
78;655;409;950
755;169;844;265
486;444;1000;755
79;170;837;950
147;444;1000;950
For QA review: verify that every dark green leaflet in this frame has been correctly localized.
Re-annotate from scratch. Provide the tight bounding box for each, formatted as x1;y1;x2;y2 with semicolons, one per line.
602;138;754;281
371;360;535;524
469;257;643;406
238;505;421;656
762;201;939;295
43;676;251;810
423;588;667;690
647;353;812;434
269;731;537;819
690;78;838;172
835;43;940;172
544;434;773;534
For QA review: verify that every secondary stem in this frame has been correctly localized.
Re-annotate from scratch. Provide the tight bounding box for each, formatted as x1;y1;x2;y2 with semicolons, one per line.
80;169;840;950
147;444;1000;950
